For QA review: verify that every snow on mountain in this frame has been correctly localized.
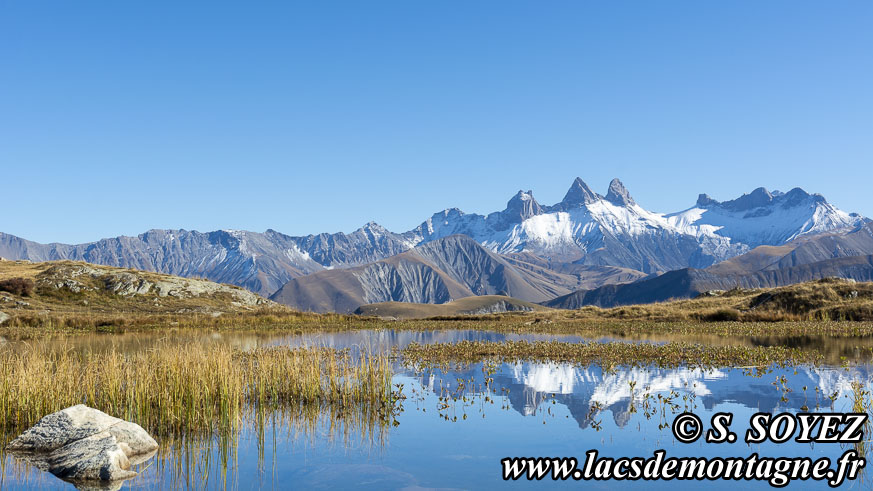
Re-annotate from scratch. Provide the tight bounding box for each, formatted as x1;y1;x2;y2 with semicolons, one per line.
404;178;866;273
508;362;726;420
802;366;873;401
1;177;866;295
511;362;723;402
668;187;866;251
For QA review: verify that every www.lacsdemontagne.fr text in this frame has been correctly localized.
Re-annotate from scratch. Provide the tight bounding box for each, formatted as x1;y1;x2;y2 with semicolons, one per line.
502;449;865;487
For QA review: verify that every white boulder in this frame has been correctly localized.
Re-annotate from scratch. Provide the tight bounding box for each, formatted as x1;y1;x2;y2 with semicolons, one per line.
6;405;158;483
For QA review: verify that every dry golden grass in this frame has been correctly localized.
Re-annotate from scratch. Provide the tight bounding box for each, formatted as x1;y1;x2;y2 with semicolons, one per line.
545;278;873;323
1;308;369;332
0;260;43;280
0;341;395;436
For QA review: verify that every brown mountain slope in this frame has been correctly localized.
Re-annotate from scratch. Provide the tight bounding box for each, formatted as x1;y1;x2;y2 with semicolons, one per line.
501;252;646;290
708;222;873;275
271;236;552;313
705;244;797;275
272;252;472;314
545;254;873;309
270;235;645;313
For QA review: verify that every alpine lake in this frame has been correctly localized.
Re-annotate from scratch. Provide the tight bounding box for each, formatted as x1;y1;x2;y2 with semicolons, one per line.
2;324;873;490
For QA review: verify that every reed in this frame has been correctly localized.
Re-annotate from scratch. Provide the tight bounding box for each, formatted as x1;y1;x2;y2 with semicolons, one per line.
0;342;396;436
851;381;871;458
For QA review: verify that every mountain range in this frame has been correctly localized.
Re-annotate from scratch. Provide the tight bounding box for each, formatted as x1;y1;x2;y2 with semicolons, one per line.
545;222;873;309
2;177;870;312
269;234;643;312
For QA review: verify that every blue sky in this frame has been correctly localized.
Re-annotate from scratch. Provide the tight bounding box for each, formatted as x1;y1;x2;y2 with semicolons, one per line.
1;1;871;244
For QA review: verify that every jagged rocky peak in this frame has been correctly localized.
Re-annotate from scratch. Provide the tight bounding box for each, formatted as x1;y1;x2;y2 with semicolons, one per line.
604;178;635;207
355;221;392;241
504;190;543;221
559;177;601;208
781;187;824;207
264;228;293;240
140;228;190;242
724;187;775;211
432;207;465;221
696;186;820;212
696;193;718;207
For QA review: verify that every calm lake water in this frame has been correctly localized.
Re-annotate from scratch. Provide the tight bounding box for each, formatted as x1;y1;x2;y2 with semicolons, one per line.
2;329;872;489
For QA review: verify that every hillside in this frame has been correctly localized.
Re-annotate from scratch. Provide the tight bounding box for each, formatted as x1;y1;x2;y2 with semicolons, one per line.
549;278;873;322
0;259;281;328
355;295;550;319
708;222;873;275
269;235;643;313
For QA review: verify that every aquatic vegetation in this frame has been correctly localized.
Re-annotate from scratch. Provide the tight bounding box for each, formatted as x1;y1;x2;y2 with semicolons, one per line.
0;342;396;437
850;381;872;458
399;340;822;371
387;318;873;339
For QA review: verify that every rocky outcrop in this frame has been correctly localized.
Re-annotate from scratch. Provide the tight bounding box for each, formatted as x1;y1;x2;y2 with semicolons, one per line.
460;299;535;315
6;405;158;483
37;263;269;307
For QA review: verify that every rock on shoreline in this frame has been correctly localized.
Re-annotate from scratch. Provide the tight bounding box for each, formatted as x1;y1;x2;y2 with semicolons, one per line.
6;405;158;483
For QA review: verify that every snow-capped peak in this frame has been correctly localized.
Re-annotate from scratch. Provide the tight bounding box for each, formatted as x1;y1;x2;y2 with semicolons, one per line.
499;190;544;223
554;177;601;209
404;178;867;273
359;221;389;234
604;178;635;207
669;186;864;250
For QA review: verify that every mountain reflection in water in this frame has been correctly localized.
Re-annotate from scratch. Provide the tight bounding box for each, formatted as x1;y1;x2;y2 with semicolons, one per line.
2;329;873;489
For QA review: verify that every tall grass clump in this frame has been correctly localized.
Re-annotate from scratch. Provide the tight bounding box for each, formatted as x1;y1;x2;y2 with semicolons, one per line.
0;342;395;437
851;381;872;458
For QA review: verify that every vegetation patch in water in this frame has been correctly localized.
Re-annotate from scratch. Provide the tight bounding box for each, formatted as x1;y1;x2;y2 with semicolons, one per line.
400;340;821;370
